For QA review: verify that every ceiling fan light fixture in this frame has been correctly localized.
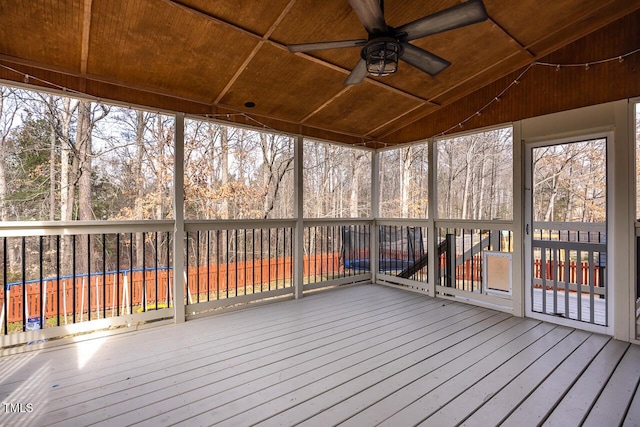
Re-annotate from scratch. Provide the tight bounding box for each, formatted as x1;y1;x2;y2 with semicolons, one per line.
362;39;402;77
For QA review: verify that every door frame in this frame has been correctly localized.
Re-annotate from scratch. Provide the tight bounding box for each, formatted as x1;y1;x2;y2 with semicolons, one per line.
524;131;614;335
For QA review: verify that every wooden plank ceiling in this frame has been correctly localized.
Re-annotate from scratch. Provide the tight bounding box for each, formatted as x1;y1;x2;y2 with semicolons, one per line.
0;0;638;147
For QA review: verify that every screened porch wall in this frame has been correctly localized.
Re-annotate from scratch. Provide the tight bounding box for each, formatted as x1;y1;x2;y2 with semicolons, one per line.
1;92;639;349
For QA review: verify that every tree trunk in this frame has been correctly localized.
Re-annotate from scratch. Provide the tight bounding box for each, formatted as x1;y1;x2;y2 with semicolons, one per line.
135;110;146;267
156;115;165;220
220;126;229;219
60;98;76;222
544;175;559;222
77;101;92;221
350;152;360;217
0;90;6;223
48;98;57;222
400;147;411;218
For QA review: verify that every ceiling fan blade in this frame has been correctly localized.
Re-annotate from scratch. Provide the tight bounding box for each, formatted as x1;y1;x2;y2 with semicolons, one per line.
287;39;367;53
400;43;451;76
394;0;488;42
348;0;388;34
343;59;368;86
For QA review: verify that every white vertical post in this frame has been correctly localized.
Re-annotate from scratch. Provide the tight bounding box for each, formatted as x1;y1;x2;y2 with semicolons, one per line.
427;138;437;296
628;100;638;342
173;113;186;323
293;135;304;299
370;150;380;284
611;100;632;341
511;122;524;317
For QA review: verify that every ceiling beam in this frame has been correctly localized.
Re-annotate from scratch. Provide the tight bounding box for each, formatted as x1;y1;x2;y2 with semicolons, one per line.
364;103;428;138
0;53;377;145
487;18;534;59
163;0;434;107
300;86;353;123
378;0;640;141
214;0;298;104
80;0;93;75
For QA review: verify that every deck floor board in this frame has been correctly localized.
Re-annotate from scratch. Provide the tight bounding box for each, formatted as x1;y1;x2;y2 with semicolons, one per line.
1;284;638;427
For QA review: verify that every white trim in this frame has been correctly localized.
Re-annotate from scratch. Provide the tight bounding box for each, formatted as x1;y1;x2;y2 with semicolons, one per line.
525;310;610;335
185;287;295;317
376;280;432;296
302;218;374;227
0;308;174;350
434;219;514;230
377;218;430;226
532;221;606;232
633;99;640;340
294;135;304;299
370;151;380;283
301;136;376;153
173;113;186;324
427;137;437;296
376;274;429;294
434;285;513;313
0;220;174;237
376;139;428;154
512;120;524;317
184;219;297;231
433;123;516;143
303;274;371;291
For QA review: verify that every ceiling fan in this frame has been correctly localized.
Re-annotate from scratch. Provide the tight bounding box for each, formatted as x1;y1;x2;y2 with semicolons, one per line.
287;0;488;85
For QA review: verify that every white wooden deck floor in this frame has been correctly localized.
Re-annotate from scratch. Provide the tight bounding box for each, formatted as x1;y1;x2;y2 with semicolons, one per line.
1;284;639;427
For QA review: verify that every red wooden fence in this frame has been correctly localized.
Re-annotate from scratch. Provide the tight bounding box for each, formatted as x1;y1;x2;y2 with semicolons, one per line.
1;254;341;325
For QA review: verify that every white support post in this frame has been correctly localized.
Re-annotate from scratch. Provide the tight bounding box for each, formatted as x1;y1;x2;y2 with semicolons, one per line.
629;100;639;343
427;138;437;296
511;122;524;317
293;135;304;299
370;151;380;284
611;100;632;341
173;113;186;323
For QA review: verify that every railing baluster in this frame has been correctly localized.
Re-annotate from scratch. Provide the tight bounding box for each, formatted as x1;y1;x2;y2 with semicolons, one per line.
166;232;171;308
39;236;44;329
142;232;146;312
576;249;582;322
206;230;210;301
229;229;231;300
275;228;280;289
196;230;200;304
129;233;134;315
252;229;256;294
234;229;238;296
72;235;76;324
589;250;595;323
154;232;159;309
87;234;91;321
116;234;120;317
102;234;106;318
3;237;7;334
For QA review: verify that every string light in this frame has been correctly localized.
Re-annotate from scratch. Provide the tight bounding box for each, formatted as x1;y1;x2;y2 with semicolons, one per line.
435;47;640;138
1;46;639;145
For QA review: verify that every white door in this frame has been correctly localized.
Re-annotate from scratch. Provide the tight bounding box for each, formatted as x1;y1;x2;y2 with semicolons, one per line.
524;136;609;331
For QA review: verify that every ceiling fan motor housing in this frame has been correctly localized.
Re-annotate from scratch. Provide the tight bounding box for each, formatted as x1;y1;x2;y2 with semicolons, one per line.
361;37;404;77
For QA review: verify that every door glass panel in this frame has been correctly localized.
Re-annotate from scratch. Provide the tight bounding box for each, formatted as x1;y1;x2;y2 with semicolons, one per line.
531;138;607;326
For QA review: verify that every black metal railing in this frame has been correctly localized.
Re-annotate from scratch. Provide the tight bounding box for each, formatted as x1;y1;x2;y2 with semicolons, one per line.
377;224;428;283
184;225;294;303
438;227;512;292
0;229;173;335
